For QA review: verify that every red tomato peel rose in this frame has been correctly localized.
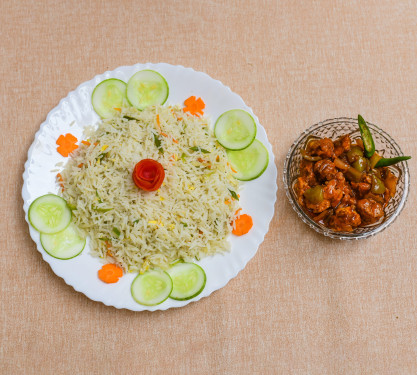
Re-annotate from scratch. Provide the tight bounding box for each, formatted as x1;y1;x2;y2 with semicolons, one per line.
132;159;165;191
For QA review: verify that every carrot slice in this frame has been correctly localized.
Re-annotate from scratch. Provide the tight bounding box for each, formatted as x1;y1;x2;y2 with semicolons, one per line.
232;213;253;236
98;263;123;284
183;96;205;117
227;162;238;173
155;114;162;133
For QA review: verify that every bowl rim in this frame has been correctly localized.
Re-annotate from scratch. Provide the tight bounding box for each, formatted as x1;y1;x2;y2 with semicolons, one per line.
283;117;410;240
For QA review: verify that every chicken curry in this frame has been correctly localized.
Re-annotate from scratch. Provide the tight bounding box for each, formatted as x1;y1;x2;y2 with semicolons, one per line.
294;116;410;232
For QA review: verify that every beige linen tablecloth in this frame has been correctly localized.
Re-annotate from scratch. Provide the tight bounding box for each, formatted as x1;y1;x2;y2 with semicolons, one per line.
1;1;416;374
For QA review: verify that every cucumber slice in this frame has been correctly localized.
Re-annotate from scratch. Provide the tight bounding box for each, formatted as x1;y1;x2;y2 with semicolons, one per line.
126;70;169;110
91;78;127;118
214;109;257;150
167;262;206;301
131;269;173;306
28;194;72;234
226;139;269;181
40;223;86;260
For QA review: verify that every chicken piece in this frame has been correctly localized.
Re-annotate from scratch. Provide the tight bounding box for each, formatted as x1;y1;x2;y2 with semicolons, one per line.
335;171;347;187
329;205;361;231
300;159;317;185
312;208;333;224
307;138;334;159
323;179;344;208
334;172;357;206
295;176;330;213
342;195;357;207
366;190;391;208
363;192;384;205
341;134;351;151
294;177;310;206
314;159;338;181
362;174;372;185
305;198;331;213
334;135;351;156
356;198;384;224
351;182;371;197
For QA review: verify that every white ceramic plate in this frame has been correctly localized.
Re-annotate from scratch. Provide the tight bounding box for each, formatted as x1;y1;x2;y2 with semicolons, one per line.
22;63;277;311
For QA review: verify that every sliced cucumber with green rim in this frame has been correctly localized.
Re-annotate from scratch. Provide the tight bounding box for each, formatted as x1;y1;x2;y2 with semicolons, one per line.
214;109;257;150
91;78;127;118
126;70;169;110
40;223;86;260
28;194;72;234
131;269;173;306
226;139;269;181
167;262;206;301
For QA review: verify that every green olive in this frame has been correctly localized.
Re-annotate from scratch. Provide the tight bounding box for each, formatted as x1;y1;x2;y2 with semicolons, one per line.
347;146;364;163
304;185;324;204
371;174;386;194
352;156;369;172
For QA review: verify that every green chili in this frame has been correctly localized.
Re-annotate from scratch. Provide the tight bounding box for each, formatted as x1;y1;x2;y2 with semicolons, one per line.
67;203;77;211
228;189;239;200
358;115;375;158
123;115;137;121
95;190;103;203
96;152;107;161
153;133;164;154
190;146;210;154
93;207;113;212
374;156;411;168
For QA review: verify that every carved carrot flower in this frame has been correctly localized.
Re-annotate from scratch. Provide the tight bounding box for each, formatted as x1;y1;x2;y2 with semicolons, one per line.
56;133;79;157
183;96;205;117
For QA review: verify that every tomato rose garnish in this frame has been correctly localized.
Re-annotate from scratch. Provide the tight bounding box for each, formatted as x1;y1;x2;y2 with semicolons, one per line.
132;159;165;192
